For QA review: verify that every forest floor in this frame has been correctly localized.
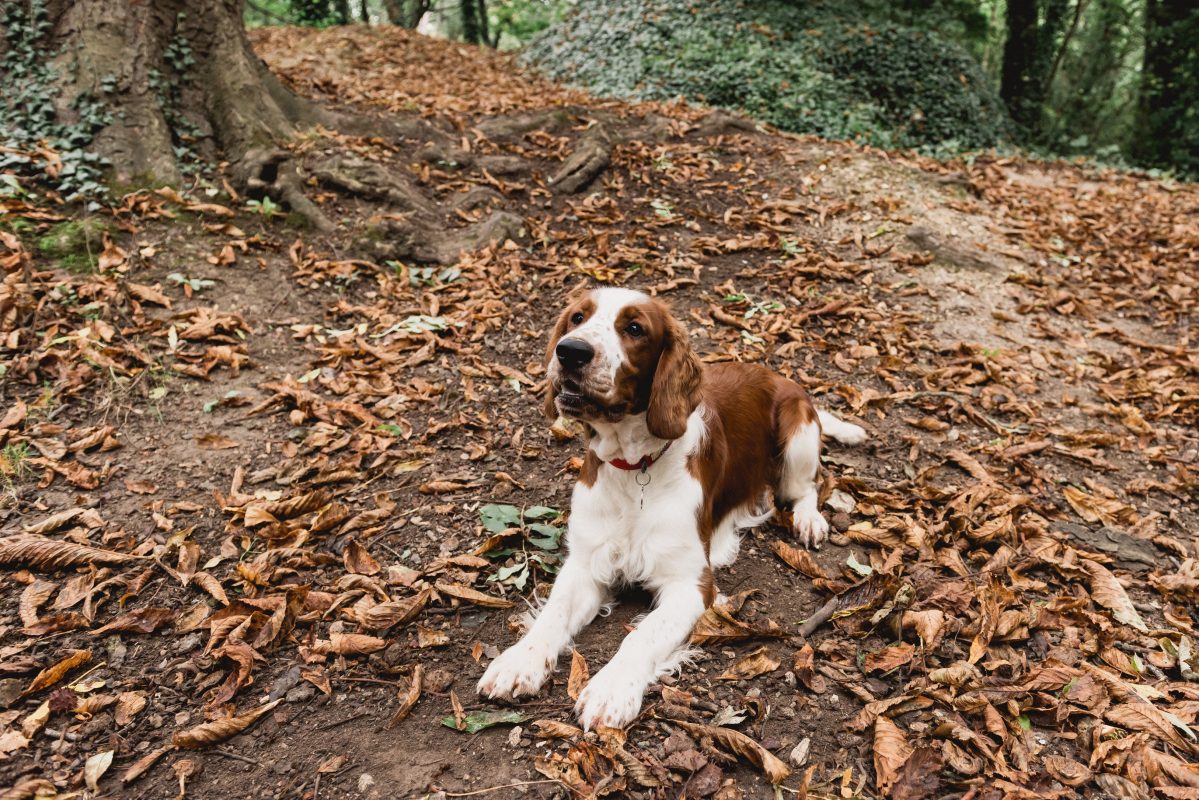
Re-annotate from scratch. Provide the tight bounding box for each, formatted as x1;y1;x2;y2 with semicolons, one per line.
1;24;1198;800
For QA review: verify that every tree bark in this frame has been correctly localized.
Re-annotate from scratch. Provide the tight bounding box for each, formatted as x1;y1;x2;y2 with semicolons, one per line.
1131;0;1199;174
460;0;480;43
1000;0;1066;137
43;0;331;191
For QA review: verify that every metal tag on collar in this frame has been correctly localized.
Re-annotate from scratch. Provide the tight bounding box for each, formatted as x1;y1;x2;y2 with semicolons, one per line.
636;462;650;508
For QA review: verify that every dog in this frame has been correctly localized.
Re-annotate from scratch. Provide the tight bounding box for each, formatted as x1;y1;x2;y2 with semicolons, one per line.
478;287;866;729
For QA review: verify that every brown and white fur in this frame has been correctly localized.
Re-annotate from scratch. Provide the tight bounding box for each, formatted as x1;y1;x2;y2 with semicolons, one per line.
478;288;866;729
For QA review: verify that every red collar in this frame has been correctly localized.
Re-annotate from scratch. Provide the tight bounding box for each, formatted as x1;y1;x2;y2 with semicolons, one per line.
607;441;673;471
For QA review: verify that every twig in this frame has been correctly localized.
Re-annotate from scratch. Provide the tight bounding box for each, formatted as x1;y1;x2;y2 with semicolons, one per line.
797;594;841;638
443;780;562;797
213;748;258;766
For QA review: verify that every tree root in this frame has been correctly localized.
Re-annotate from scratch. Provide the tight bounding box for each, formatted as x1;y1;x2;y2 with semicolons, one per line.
695;109;762;138
365;211;526;265
234;148;335;233
312;154;436;215
549;124;612;194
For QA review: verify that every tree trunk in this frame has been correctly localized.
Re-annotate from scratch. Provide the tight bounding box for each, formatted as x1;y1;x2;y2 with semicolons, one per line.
1131;0;1199;175
43;0;331;191
460;0;480;43
1000;0;1067;137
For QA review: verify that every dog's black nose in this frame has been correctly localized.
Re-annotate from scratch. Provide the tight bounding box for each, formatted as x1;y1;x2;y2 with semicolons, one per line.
555;338;595;370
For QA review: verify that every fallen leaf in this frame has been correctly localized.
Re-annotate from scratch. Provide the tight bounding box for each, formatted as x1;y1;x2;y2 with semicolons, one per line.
435;581;514;608
441;709;527;734
1084;559;1149;633
385;665;423;729
667;719;790;784
91;607;174;635
873;716;913;793
173;699;281;748
568;649;589;701
84;750;114;792
0;535;141;571
361;587;432;630
718;646;780;680
25;649;91;696
196;434;240;450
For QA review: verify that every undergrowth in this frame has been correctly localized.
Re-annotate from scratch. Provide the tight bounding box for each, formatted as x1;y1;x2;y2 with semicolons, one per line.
523;0;1012;152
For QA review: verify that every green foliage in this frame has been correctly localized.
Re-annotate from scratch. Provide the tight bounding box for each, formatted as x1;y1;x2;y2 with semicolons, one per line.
0;0;111;202
479;503;563;591
523;0;1011;152
37;219;111;273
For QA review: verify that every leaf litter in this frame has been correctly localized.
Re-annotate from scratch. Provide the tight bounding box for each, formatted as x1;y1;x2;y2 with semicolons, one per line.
0;20;1195;800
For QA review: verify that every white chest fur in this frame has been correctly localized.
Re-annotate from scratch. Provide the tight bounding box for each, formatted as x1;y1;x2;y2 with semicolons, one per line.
566;411;708;591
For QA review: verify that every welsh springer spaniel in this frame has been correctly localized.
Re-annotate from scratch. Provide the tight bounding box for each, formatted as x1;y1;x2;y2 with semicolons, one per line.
478;288;866;729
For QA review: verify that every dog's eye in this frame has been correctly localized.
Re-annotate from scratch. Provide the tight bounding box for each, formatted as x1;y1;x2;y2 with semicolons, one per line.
570;312;585;325
625;321;645;337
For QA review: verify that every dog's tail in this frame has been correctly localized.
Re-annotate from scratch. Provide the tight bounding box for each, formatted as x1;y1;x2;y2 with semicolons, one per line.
818;410;867;445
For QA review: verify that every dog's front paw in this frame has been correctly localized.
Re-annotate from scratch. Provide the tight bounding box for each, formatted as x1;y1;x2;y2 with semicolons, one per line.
793;504;830;550
477;640;556;699
574;664;648;730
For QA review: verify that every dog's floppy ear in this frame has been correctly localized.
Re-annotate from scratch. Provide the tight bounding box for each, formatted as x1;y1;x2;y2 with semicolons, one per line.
542;305;573;420
646;308;703;440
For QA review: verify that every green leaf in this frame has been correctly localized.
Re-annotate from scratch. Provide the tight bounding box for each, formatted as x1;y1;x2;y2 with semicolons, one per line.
441;710;527;734
527;523;562;551
522;506;560;520
480;504;522;533
1016;714;1031;731
376;424;407;437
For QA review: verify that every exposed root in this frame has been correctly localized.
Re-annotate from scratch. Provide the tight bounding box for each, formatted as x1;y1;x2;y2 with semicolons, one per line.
233;148;335;233
550;124;612;194
695;109;762;138
312;154;436;215
905;225;1003;272
365;211;527;265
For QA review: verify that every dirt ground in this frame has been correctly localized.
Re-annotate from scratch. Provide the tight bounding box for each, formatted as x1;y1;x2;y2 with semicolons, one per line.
1;24;1197;800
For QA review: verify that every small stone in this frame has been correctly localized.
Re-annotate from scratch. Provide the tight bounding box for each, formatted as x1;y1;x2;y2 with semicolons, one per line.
782;671;797;688
508;726;524;747
286;685;315;704
790;737;810;768
0;679;22;709
831;513;852;532
357;773;376;793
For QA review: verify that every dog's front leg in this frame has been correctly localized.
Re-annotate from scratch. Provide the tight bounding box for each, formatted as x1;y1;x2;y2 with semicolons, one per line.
575;579;705;730
477;554;606;699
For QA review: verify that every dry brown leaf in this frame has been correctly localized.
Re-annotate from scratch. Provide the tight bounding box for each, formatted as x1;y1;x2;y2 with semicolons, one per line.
22;508;83;535
1084;559;1149;633
115;691;148;726
385;665;423;730
0;535;141;571
690;594;783;645
361;587;432;630
417;625;450;648
196;433;239;450
532;719;583;739
84;749;114;793
874;716;913;794
24;649;91;696
1043;754;1092;787
172;699;281;748
718;645;781;680
344;540;381;576
121;745;173;784
1105;703;1197;754
863;642;916;675
19;579;56;629
435;581;514;608
192;571;230;605
329;632;387;655
772;539;829;579
668;719;790;784
567;649;589;701
91;607;174;635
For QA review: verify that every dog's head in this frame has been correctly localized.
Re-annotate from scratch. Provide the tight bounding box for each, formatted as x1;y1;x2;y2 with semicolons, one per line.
543;288;703;439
